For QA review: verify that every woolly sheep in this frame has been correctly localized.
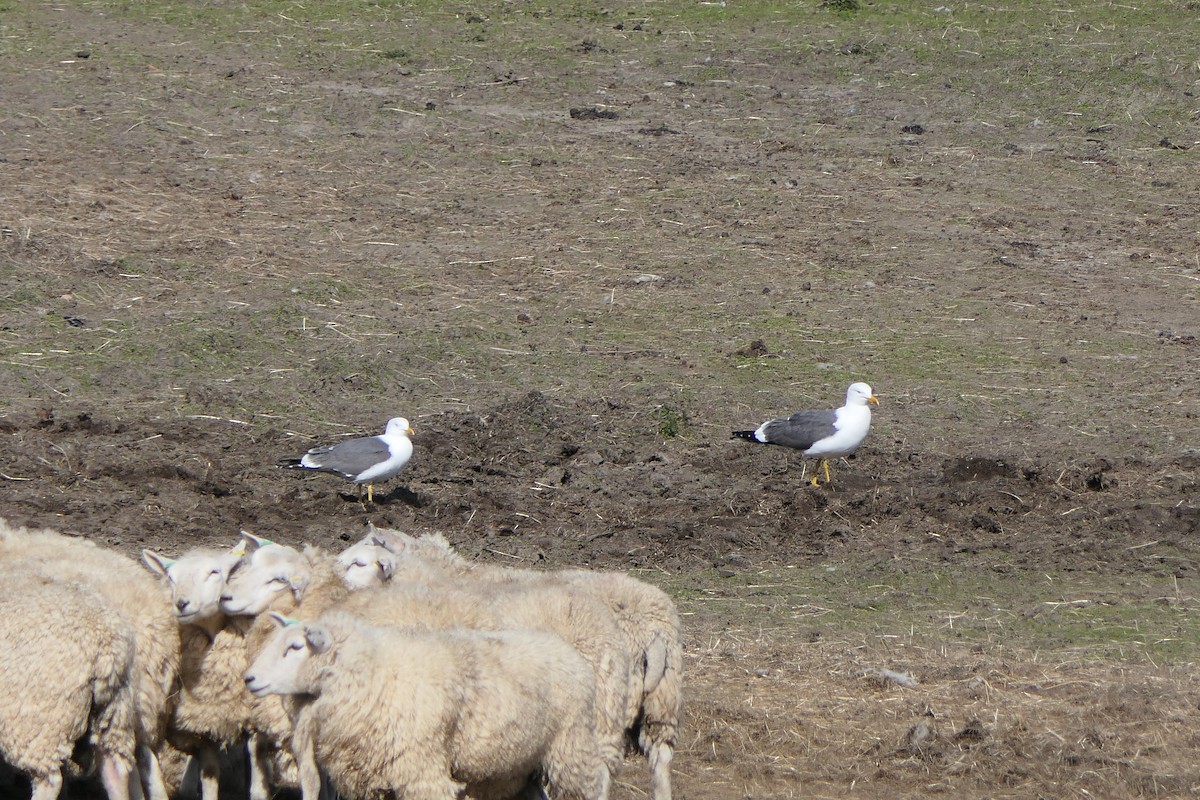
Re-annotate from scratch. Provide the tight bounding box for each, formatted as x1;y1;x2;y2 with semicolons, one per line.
143;542;257;800
0;566;139;800
228;534;635;779
245;611;611;800
340;526;683;800
218;534;353;798
0;520;181;800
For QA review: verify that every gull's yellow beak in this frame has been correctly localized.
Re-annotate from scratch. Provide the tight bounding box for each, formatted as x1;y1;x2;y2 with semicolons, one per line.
868;395;880;406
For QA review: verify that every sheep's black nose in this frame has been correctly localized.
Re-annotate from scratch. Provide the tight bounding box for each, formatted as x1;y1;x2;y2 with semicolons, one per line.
176;599;188;611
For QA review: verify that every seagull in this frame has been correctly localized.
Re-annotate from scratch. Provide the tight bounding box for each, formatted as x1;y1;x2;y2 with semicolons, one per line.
282;417;414;503
732;382;879;486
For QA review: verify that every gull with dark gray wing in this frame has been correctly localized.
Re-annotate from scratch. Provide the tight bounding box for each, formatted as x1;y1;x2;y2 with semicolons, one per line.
282;417;414;502
733;382;878;486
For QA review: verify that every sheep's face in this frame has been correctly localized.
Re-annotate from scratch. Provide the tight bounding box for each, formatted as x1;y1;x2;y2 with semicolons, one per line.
145;546;244;623
336;541;395;590
245;621;323;697
221;544;308;616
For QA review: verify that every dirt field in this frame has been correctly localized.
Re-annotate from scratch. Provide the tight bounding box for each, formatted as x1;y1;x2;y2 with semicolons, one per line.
2;1;1199;798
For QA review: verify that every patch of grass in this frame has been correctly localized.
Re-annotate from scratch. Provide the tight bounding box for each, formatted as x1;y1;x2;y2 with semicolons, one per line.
659;561;1200;665
654;404;687;438
821;0;860;14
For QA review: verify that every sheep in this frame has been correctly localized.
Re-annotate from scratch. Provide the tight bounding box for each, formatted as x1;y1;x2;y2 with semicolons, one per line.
245;611;611;800
217;534;354;797
339;526;683;800
142;542;257;800
0;520;181;800
0;565;139;800
228;533;636;781
219;533;352;658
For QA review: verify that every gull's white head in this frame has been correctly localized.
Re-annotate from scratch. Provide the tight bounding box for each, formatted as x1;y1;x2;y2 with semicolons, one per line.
384;417;414;437
846;382;879;407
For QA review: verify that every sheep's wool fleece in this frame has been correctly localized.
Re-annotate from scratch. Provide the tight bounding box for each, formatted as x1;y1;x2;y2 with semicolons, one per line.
298;619;603;800
0;522;181;749
0;568;138;778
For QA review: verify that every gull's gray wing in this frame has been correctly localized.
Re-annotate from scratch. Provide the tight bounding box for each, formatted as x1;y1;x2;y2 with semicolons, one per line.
759;409;837;450
300;436;391;479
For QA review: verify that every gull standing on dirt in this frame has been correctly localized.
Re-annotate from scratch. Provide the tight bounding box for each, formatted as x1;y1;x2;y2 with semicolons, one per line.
732;382;878;486
282;417;414;503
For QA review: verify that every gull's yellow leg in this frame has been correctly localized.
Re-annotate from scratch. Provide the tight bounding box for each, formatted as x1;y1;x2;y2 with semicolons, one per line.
822;459;832;485
808;463;821;487
366;483;375;504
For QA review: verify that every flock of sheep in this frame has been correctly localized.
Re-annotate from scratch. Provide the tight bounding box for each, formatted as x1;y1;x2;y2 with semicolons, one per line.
0;519;682;800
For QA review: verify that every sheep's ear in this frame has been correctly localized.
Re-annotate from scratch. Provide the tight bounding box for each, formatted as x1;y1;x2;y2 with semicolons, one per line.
304;624;332;654
229;539;248;558
142;549;173;576
268;611;300;628
288;572;311;603
240;530;278;551
370;529;406;554
377;557;395;581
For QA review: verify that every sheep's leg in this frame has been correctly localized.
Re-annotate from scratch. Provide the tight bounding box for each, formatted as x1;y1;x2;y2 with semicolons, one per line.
647;742;673;800
28;770;64;800
291;718;324;800
129;764;146;800
247;734;274;800
137;744;167;800
194;744;221;800
99;753;133;800
317;772;340;800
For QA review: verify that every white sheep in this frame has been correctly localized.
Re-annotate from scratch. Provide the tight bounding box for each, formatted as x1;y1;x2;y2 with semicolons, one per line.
143;542;258;800
340;526;683;800
230;533;636;780
218;534;353;798
0;566;139;800
0;520;181;800
245;611;611;800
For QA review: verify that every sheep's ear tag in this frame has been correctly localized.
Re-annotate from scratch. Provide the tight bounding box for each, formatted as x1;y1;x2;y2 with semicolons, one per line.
230;539;248;558
268;612;300;628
